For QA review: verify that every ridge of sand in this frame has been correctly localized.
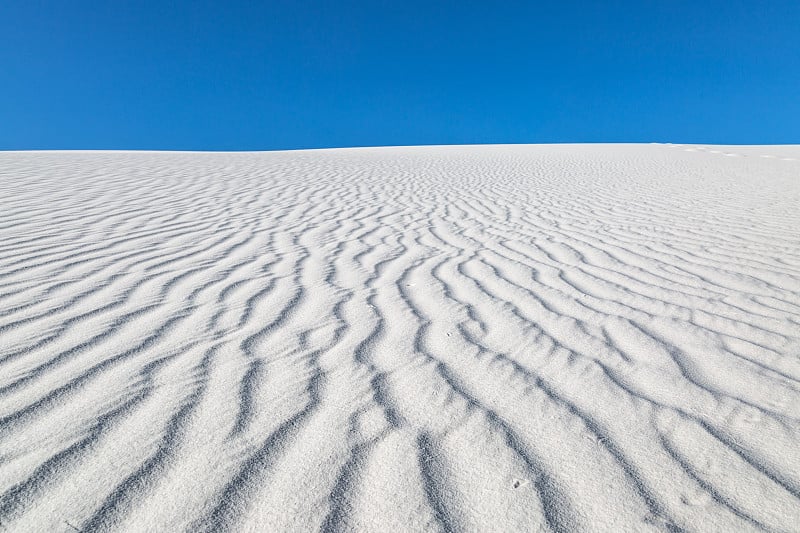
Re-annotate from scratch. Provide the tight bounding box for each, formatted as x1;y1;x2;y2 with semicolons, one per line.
0;144;799;532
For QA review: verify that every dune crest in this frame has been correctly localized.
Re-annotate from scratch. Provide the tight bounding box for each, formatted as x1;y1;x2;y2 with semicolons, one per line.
1;145;799;532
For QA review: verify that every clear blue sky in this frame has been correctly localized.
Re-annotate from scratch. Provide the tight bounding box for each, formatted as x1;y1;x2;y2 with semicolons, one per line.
1;1;798;150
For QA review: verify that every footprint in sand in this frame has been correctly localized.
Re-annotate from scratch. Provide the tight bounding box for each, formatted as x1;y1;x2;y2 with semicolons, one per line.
680;488;712;507
739;408;763;425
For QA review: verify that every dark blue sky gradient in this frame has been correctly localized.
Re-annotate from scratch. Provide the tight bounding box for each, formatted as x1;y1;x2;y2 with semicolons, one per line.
1;1;798;150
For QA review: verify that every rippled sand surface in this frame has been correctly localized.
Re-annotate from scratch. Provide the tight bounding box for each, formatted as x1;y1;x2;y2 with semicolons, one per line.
1;144;799;532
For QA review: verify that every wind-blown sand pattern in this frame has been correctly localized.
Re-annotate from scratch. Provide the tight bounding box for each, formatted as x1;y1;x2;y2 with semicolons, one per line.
1;144;799;532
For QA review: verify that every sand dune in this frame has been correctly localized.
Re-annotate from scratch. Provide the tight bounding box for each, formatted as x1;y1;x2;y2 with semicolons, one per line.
0;144;799;532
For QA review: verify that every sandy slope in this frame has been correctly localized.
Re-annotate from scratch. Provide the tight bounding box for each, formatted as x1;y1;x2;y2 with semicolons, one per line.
0;144;799;532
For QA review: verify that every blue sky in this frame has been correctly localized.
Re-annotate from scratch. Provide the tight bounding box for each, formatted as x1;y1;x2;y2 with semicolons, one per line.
1;1;798;150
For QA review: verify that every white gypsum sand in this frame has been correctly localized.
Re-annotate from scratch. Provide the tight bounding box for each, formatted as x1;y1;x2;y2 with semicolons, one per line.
0;144;798;532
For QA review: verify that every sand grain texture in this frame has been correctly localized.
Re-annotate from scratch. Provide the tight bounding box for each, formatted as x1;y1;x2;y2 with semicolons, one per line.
1;144;799;532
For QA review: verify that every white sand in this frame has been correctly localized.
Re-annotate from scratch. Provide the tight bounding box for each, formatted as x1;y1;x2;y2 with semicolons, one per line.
0;144;799;532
